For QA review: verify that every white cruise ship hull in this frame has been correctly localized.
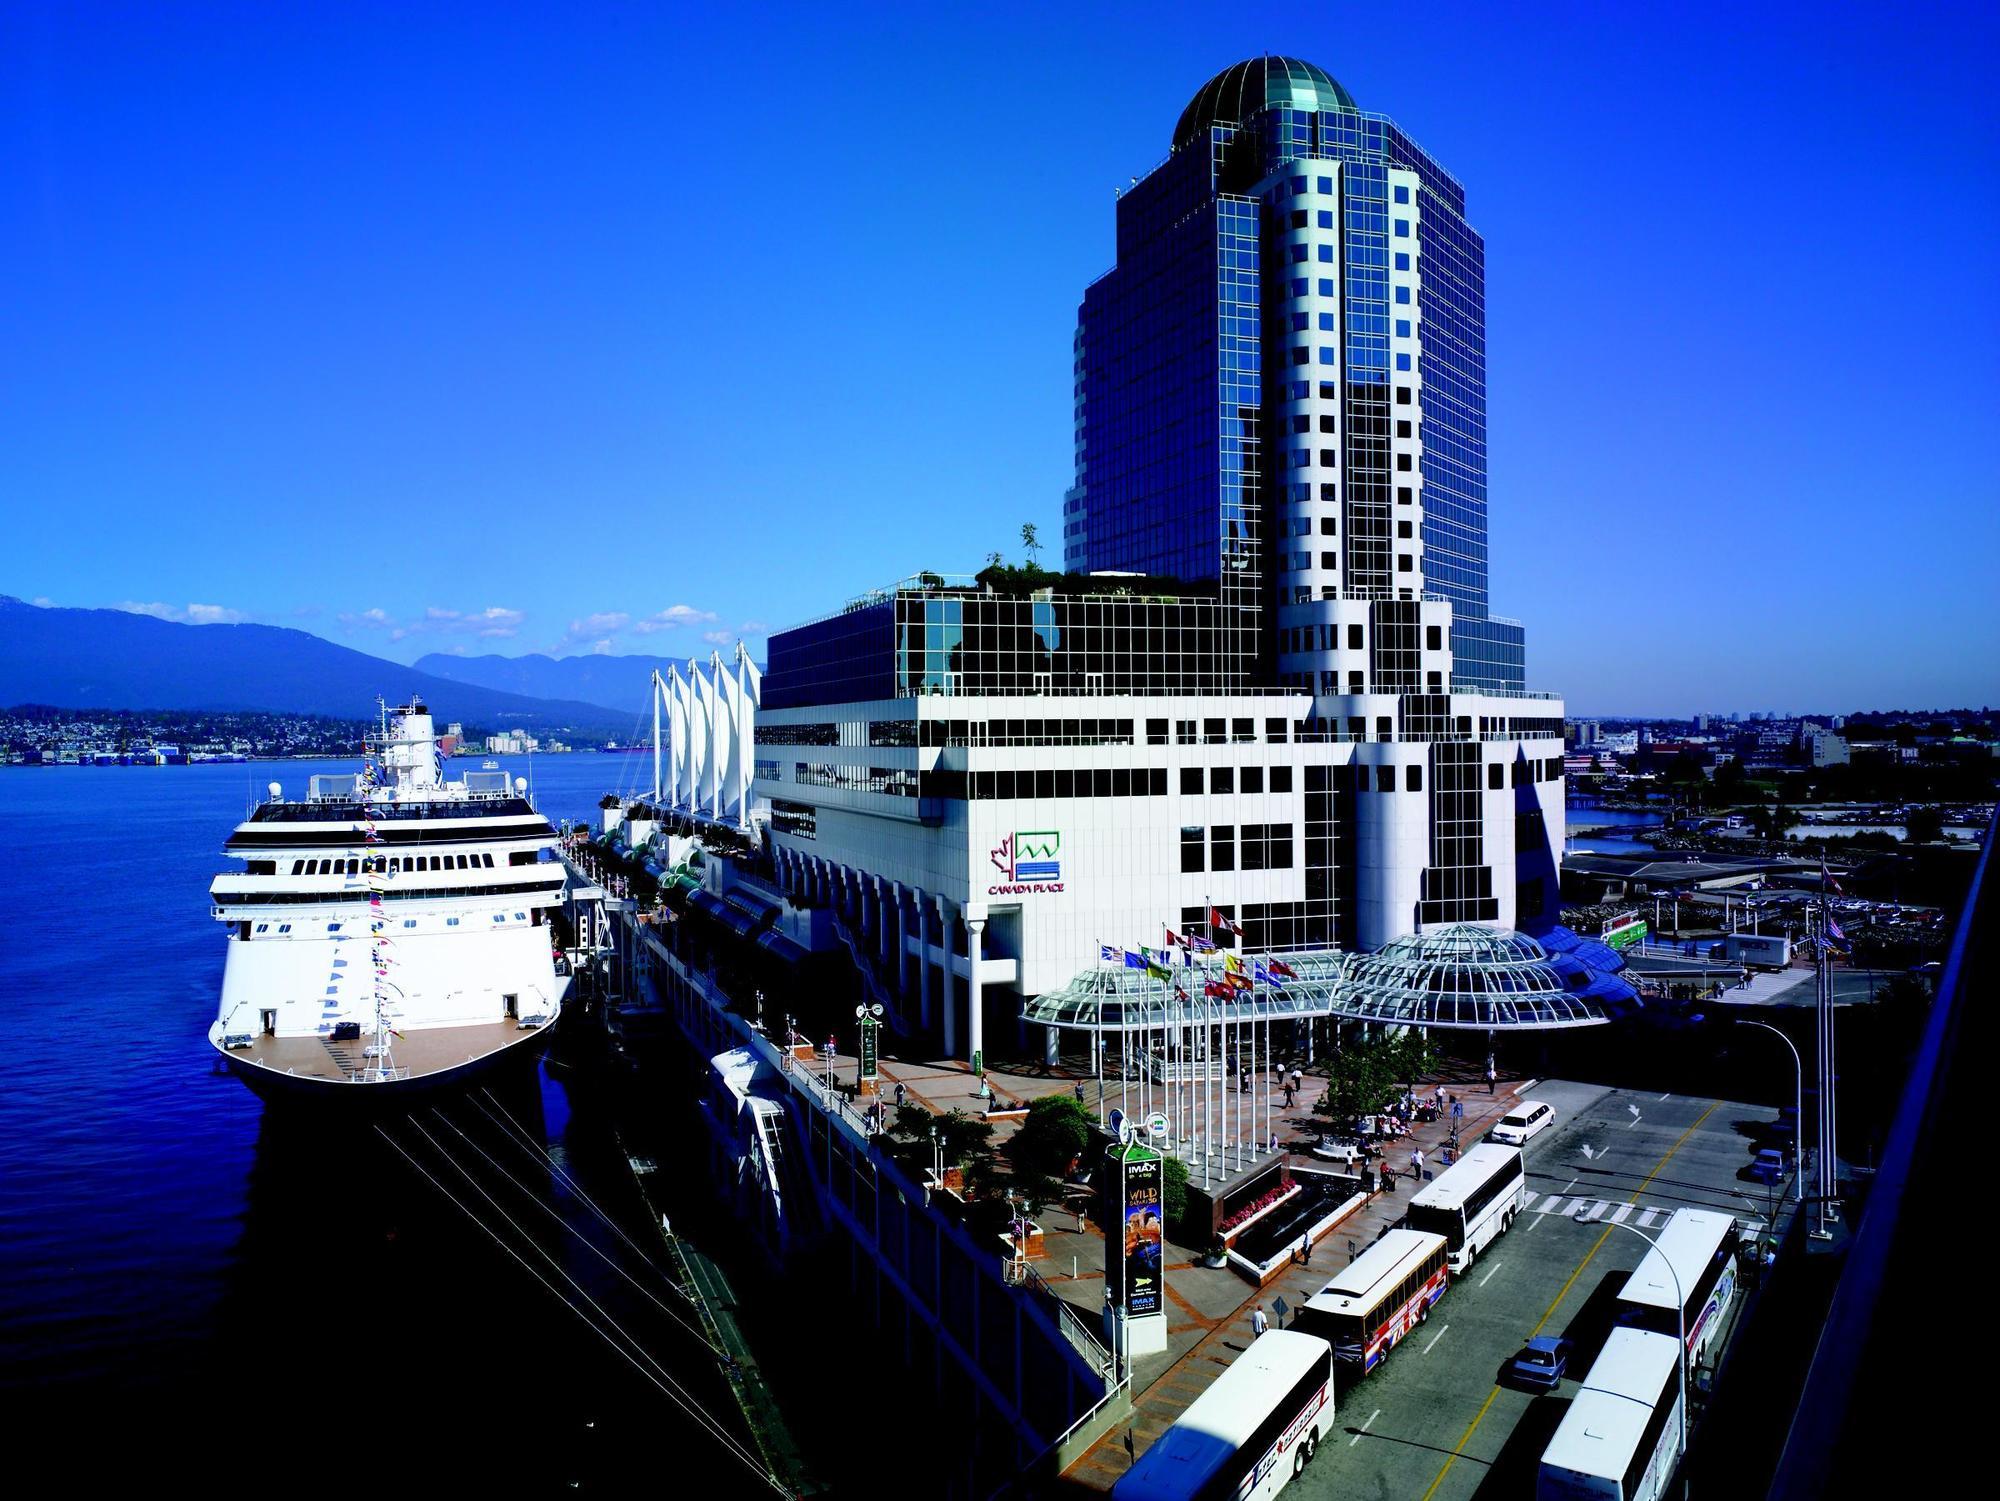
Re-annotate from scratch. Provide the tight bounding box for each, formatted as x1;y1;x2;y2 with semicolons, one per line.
208;1005;562;1106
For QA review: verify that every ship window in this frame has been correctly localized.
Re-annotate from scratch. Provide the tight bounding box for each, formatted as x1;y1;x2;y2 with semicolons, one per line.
514;912;526;921
492;914;505;923
326;923;342;932
255;923;269;932
457;855;469;869
482;853;494;868
291;861;304;875
346;859;358;875
447;917;460;926
403;919;417;929
278;924;291;933
388;860;399;875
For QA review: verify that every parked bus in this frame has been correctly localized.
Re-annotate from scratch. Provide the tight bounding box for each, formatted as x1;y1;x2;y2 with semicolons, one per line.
1536;1327;1685;1501
1293;1228;1448;1372
1111;1329;1333;1500
1613;1207;1740;1369
1404;1143;1528;1273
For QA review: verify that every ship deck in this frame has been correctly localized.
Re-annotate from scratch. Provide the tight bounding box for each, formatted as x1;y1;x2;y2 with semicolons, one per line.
220;1017;548;1085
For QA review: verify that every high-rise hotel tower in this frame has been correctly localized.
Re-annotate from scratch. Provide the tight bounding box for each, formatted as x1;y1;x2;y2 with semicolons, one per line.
1063;56;1524;693
747;58;1565;1068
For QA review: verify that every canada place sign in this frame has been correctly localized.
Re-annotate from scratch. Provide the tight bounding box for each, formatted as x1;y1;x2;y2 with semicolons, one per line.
988;831;1063;895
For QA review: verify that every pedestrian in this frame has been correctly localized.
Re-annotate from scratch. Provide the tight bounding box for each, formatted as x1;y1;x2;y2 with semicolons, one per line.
1485;1063;1497;1095
1250;1303;1269;1337
1240;1068;1251;1094
1411;1147;1425;1180
894;1081;907;1108
1299;1232;1312;1268
1074;1078;1086;1103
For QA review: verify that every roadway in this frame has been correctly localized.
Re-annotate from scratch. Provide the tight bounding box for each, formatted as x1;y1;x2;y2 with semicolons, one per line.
1288;1078;1790;1501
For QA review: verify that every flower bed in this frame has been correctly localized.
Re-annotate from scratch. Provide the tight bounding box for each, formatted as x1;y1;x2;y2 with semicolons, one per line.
1219;1172;1299;1244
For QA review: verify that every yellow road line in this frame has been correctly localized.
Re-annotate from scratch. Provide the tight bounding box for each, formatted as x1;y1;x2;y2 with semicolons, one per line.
1418;1099;1721;1501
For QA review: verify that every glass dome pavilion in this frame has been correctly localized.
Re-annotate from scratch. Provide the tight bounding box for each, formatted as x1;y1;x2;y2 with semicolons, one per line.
1020;924;1625;1035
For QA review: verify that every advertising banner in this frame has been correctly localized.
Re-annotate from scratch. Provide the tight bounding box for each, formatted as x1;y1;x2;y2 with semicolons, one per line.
1121;1150;1163;1317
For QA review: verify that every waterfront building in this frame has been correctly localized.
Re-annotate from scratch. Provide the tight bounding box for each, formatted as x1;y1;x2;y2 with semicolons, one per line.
735;58;1568;1072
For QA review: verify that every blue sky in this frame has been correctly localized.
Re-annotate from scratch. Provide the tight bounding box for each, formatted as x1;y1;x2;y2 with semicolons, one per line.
3;1;1996;715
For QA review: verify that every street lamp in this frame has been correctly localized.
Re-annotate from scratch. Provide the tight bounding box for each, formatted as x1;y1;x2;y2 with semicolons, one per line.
1580;1210;1689;1491
1734;1020;1804;1206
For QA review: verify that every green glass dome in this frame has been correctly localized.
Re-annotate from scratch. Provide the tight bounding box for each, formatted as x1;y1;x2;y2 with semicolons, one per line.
1173;56;1356;151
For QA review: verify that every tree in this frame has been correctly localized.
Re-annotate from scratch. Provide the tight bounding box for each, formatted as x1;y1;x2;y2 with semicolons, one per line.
1314;1034;1401;1125
985;550;1004;568
1161;1154;1191;1237
1006;1095;1092;1179
1903;806;1945;844
1020;521;1041;566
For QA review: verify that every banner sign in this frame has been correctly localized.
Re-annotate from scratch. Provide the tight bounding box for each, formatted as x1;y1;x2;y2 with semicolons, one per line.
1119;1148;1163;1317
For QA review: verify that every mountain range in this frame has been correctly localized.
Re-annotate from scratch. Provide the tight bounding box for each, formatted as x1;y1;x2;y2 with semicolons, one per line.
0;596;623;731
414;651;687;718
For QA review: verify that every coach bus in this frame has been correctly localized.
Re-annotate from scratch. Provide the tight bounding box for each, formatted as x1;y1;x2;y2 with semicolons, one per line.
1111;1329;1333;1500
1613;1207;1741;1369
1404;1143;1529;1273
1292;1228;1448;1373
1536;1327;1685;1501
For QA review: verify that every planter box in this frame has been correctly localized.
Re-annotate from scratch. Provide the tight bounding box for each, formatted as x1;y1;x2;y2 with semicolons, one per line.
1220;1183;1302;1249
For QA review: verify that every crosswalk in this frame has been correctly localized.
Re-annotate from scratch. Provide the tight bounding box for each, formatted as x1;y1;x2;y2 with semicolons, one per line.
1530;1195;1679;1228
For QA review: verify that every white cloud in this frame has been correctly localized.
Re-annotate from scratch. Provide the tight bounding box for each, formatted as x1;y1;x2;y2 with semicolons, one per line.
702;629;734;646
630;603;719;634
590;638;613;655
117;601;245;625
337;604;523;642
30;596;56;608
548;610;632;654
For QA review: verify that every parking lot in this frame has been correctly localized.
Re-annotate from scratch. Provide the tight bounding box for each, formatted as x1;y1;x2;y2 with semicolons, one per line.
1287;1078;1793;1500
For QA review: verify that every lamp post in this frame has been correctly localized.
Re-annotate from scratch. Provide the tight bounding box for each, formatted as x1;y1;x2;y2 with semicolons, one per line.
1582;1211;1688;1493
1734;1020;1804;1207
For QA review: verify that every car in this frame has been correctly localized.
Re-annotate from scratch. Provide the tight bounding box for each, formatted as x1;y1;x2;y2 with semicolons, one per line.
1490;1100;1556;1146
1506;1336;1574;1391
1749;1148;1789;1184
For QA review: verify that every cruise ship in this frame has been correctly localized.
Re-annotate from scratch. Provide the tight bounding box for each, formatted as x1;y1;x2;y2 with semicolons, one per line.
207;697;567;1102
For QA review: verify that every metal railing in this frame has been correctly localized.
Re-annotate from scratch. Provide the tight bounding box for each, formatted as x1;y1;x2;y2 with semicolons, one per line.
1019;1261;1117;1379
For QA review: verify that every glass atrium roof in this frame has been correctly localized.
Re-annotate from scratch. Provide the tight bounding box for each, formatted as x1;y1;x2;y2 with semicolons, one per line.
1173;56;1357;150
1021;925;1620;1034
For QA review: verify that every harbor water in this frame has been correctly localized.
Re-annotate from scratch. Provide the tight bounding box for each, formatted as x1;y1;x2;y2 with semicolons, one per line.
0;752;705;1490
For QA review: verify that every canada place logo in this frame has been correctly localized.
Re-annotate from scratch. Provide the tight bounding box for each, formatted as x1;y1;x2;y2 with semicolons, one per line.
991;830;1061;884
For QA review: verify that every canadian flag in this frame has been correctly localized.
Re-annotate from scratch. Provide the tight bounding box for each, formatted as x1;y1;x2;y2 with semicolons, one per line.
1210;906;1243;937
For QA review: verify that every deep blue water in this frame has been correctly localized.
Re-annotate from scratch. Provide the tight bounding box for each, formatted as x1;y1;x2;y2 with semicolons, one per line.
1564;805;1661;857
0;752;691;1489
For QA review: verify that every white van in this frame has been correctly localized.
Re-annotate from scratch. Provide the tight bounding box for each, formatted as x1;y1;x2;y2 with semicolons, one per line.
1490;1100;1556;1146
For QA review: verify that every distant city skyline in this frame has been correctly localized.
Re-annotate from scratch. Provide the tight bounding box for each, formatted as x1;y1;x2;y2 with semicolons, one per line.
4;2;1996;715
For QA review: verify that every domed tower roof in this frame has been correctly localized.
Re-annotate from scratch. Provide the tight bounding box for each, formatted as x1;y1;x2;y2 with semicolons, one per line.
1173;56;1356;151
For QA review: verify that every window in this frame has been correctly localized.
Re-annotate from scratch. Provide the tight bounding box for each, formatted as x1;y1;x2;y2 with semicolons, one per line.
1397;419;1412;437
1290;208;1307;229
1320;550;1337;571
1318;312;1335;331
1316;175;1332;194
1397;453;1413;471
1317;244;1334;262
1319;381;1338;400
1396;352;1412;371
1394;184;1410;204
1395;319;1411;338
1398;486;1414;503
1319;448;1337;467
1290;312;1309;334
1291;345;1309;366
1319;517;1337;535
1395;285;1410;304
1241;766;1264;794
1427;626;1442;651
403;919;416;929
1396;386;1412;404
1318;278;1334;296
1318;414;1337;433
1393;219;1409;237
1180;827;1206;874
1318;347;1336;364
1210;766;1235;795
1211;825;1235;872
1348;624;1364;650
1271;765;1294;793
1180;766;1203;795
1291;277;1308;297
1406;765;1423;792
1398;555;1414;571
1399;520;1413;538
1146;718;1168;745
1375;766;1394;792
1395;252;1410;271
1290;244;1308;265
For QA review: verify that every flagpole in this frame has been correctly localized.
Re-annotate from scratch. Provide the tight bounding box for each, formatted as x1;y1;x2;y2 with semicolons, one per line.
1094;939;1106;1131
1201;893;1213;1187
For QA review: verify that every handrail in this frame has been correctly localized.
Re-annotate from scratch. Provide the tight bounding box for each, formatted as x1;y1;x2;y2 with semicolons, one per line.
1020;1261;1116;1378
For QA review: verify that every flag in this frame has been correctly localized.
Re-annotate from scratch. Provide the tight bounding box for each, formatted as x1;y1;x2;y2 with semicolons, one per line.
1223;952;1245;976
1204;981;1232;1000
1163;928;1183;948
1820;858;1844;895
1099;944;1120;963
1174;986;1189;1002
1251;959;1273;986
1825;914;1851;954
1123;950;1147;970
1224;971;1252;992
1187;933;1216;952
1210;906;1243;936
1270;960;1298;980
1145;959;1171;982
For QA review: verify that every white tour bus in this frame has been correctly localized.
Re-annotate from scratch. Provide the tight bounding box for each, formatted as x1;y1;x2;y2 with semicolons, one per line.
1536;1327;1685;1501
1111;1329;1333;1501
1613;1207;1741;1369
1292;1228;1449;1373
1404;1143;1529;1272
